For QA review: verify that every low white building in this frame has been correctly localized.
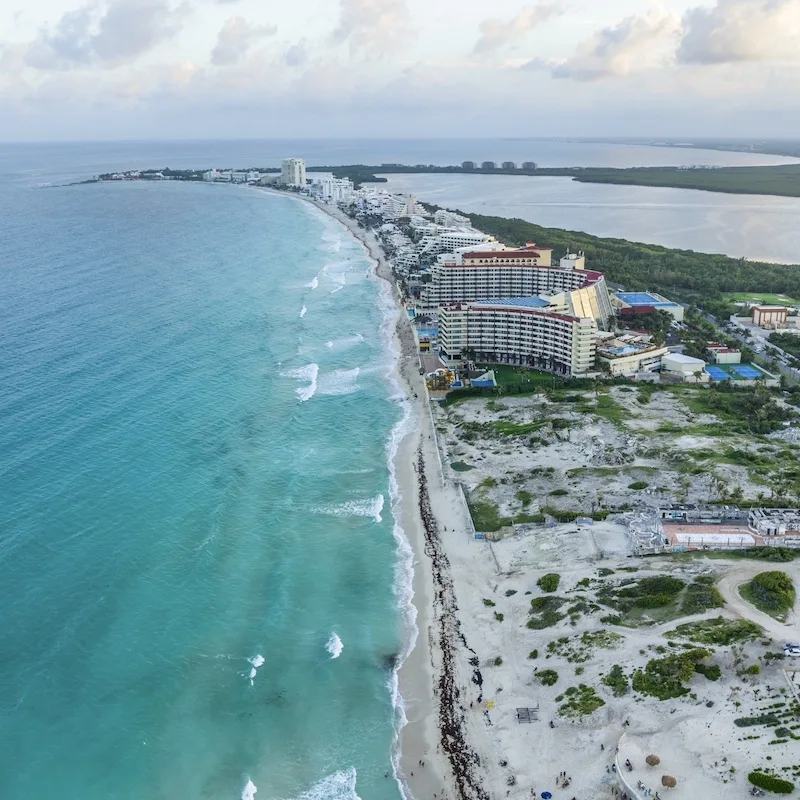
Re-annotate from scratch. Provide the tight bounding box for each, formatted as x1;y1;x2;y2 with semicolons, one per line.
662;353;707;380
707;343;742;364
597;337;669;376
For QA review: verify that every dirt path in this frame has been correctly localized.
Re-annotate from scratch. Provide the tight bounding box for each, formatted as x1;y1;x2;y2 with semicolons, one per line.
715;562;800;640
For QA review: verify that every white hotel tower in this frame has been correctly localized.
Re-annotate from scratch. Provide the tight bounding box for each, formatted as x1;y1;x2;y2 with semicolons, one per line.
281;158;306;187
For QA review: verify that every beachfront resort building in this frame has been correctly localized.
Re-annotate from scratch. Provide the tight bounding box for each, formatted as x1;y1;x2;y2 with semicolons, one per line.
433;209;471;227
281;158;307;187
419;246;615;328
307;174;355;204
438;299;597;375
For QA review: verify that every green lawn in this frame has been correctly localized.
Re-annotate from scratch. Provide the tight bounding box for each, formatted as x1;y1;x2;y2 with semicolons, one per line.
723;292;800;306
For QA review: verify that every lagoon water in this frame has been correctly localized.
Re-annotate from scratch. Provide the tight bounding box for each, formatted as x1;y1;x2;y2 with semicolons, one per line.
0;175;411;800
0;138;796;800
379;173;800;264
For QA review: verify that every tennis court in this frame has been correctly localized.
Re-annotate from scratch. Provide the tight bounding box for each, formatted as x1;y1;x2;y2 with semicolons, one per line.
732;365;763;379
706;366;731;381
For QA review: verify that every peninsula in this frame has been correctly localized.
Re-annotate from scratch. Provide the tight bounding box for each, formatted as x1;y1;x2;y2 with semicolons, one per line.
91;160;800;200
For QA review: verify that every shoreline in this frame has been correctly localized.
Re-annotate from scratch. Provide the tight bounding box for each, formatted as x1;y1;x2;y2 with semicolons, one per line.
259;188;461;799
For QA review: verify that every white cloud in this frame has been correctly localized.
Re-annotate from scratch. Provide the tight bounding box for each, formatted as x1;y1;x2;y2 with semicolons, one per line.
474;2;562;54
331;0;412;56
678;0;800;64
24;0;190;70
552;10;681;81
211;16;276;66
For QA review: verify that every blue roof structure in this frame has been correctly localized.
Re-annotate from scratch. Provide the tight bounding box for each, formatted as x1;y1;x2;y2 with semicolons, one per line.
616;291;679;308
477;296;550;309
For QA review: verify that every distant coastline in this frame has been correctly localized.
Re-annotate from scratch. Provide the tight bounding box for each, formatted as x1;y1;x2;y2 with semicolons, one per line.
82;160;800;199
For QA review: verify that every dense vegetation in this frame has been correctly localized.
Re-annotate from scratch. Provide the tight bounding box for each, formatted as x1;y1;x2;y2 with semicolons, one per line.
318;162;800;199
667;617;760;646
632;648;711;700
537;669;559;686
527;596;568;629
742;571;796;618
770;333;800;360
602;665;629;696
453;212;800;306
537;573;561;593
748;771;795;794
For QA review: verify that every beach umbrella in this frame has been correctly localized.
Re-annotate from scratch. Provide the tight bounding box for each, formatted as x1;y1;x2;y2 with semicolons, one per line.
646;755;661;767
541;793;552;799
661;775;677;789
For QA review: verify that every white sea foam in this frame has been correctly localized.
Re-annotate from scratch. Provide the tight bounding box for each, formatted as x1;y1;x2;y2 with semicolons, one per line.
306;276;319;290
317;367;360;397
317;494;384;523
371;262;420;800
241;779;258;800
282;364;319;402
300;306;307;318
285;769;362;800
324;334;364;352
247;654;265;686
325;632;343;659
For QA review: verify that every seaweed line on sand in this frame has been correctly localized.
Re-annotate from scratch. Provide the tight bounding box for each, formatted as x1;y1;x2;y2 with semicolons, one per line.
416;447;489;800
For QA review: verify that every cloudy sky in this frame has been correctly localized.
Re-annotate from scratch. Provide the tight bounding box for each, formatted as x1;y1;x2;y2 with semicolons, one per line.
1;0;798;140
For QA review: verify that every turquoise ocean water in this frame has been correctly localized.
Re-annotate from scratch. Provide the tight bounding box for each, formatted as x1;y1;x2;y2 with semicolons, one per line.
0;173;413;799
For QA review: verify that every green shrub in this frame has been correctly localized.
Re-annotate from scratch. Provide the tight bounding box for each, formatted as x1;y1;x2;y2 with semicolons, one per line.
516;490;532;506
628;481;649;490
505;589;517;597
603;665;629;697
528;649;538;659
538;669;559;686
527;611;566;629
494;612;504;622
494;656;503;666
483;598;496;607
549;488;569;496
695;662;722;681
537;573;561;593
666;617;761;646
746;664;761;675
632;648;711;700
748;771;794;793
735;714;779;727
743;571;796;618
558;684;606;718
530;596;566;612
681;577;725;615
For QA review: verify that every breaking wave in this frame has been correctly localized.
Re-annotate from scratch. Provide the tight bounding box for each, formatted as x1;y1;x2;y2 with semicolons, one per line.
325;632;343;659
285;769;362;800
317;368;360;397
282;364;319;402
247;654;265;686
241;779;258;800
316;494;384;523
300;306;307;318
